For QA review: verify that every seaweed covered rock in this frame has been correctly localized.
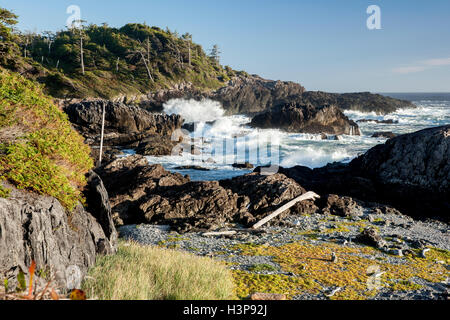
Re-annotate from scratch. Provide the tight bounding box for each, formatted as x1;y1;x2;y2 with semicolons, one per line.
250;103;361;135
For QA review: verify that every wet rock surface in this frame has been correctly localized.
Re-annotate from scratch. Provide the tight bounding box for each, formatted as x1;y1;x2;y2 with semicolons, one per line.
271;125;450;220
250;102;361;135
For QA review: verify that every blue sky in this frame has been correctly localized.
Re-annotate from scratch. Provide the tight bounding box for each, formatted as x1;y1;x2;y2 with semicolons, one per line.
3;0;450;92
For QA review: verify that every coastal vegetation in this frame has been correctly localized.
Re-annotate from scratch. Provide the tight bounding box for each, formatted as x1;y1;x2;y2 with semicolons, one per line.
0;7;237;99
82;241;235;300
0;67;93;210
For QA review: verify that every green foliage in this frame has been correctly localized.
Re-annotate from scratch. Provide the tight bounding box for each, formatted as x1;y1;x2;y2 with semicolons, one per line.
248;264;279;272
3;19;238;99
0;68;93;209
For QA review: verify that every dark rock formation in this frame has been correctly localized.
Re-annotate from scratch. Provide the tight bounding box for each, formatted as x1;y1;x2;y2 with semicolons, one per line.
64;100;183;156
135;135;178;156
250;102;361;135
96;155;317;232
84;171;118;252
371;132;397;139
139;75;414;116
356;227;387;249
0;183;116;291
299;91;414;114
232;162;255;169
95;155;189;225
265;125;450;220
220;173;318;219
357;119;399;124
211;75;306;115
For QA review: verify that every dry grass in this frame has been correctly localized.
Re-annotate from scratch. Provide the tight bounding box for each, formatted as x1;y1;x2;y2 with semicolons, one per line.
82;241;235;300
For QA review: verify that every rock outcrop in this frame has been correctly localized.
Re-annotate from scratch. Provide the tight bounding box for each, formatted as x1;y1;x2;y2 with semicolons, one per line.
0;182;117;291
138;75;415;116
299;91;414;114
268;125;450;220
64;100;183;156
96;155;317;232
211;75;306;115
250;102;361;135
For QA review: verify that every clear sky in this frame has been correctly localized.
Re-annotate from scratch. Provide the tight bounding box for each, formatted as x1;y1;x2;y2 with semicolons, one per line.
3;0;450;92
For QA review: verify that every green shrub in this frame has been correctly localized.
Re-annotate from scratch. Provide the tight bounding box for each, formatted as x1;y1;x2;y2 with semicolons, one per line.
0;68;93;209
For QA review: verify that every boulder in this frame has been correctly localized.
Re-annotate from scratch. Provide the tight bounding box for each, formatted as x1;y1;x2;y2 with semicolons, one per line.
250;102;361;135
232;162;255;169
320;194;364;217
211;75;306;115
135;135;178;156
372;132;397;139
65;100;183;137
0;184;114;291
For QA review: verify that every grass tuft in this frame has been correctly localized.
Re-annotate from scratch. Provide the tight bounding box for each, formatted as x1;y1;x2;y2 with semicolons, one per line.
82;242;235;300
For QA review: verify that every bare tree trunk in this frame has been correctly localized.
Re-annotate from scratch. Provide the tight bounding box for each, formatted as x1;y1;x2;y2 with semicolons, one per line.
80;35;85;75
98;103;106;167
116;57;120;72
188;42;191;67
139;51;154;82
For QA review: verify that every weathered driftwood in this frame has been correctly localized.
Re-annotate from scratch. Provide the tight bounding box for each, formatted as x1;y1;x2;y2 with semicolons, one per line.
202;230;238;237
252;191;320;229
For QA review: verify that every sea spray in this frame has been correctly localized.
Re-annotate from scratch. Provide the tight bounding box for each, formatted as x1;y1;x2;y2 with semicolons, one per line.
164;98;225;123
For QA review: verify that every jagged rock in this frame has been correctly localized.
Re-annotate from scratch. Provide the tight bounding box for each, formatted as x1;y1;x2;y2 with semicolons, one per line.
0;184;114;291
135;135;178;156
97;156;316;231
250;102;361;135
65;100;183;136
372;132;397;139
139;75;414;115
64;100;183;153
95;155;189;225
84;171;118;252
321;194;364;217
220;173;319;219
211;75;306;115
136;181;249;233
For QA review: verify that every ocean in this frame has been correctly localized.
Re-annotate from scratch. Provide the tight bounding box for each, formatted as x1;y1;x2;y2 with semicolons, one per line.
137;93;450;181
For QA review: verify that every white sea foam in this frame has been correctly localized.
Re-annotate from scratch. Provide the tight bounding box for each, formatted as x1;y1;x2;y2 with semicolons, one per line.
141;96;450;180
163;98;225;123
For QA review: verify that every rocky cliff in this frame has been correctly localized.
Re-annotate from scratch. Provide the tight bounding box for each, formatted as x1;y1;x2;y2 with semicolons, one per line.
250;102;361;135
0;175;117;292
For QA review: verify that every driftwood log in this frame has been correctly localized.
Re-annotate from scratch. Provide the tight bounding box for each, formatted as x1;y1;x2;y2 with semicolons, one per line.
252;191;320;229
